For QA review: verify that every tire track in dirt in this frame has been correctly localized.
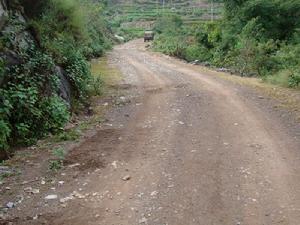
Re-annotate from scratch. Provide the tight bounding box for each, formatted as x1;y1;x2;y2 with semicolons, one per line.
2;40;300;225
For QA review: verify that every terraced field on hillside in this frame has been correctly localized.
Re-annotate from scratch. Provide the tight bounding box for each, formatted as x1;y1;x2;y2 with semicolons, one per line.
108;0;223;39
109;0;222;24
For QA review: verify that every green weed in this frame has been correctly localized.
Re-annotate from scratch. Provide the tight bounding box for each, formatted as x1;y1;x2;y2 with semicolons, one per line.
49;147;66;171
52;129;81;142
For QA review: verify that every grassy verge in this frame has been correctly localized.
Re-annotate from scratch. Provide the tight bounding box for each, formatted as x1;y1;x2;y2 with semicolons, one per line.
192;65;300;120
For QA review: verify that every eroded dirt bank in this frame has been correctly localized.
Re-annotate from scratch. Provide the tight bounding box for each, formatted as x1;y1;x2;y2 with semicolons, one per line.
1;40;300;225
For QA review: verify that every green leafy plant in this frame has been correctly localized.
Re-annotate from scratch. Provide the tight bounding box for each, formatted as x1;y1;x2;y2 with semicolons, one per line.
289;72;300;88
90;76;105;96
0;49;70;146
0;0;112;155
152;0;300;88
0;120;11;155
53;129;81;142
49;147;66;171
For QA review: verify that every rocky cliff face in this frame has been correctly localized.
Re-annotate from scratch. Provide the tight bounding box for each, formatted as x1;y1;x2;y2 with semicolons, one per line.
0;1;7;30
0;0;72;105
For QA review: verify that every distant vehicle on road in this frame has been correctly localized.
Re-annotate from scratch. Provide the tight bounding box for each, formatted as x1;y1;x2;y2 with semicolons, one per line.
144;31;154;42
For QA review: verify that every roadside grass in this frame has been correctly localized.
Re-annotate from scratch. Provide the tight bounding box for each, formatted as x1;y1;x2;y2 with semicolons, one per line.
0;171;18;182
263;71;291;88
0;160;21;182
48;147;66;172
50;129;82;143
90;56;122;87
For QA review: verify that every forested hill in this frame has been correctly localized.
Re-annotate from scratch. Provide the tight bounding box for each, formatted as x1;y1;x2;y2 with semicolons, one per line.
0;0;111;158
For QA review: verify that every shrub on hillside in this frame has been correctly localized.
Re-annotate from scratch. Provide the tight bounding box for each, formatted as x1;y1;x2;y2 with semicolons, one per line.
0;49;70;147
0;0;112;154
153;0;300;88
153;34;187;58
184;44;212;62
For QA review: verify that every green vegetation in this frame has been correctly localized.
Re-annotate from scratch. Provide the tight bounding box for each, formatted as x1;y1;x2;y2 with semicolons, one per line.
106;0;222;41
1;0;299;160
49;147;66;171
0;0;112;157
52;129;81;142
153;0;300;88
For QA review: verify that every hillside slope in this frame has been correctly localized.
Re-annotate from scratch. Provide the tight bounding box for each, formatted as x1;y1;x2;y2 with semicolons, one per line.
107;0;223;40
0;0;112;158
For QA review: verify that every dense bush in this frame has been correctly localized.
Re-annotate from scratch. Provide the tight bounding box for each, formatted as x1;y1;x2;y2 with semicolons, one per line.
153;15;188;59
0;48;70;148
0;0;112;156
153;0;300;88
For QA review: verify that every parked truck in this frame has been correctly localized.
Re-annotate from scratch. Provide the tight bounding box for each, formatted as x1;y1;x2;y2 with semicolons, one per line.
144;31;154;42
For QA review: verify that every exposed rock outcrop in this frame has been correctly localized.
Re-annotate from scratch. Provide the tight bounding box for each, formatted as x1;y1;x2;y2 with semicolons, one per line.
0;0;72;105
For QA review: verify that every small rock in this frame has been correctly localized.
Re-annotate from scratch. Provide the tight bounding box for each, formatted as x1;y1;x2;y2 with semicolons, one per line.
217;67;231;73
139;217;147;224
32;188;40;194
73;191;85;199
33;215;38;220
15;195;24;204
119;96;126;103
68;163;80;168
61;203;67;208
150;191;158;196
0;166;10;171
122;175;131;181
6;202;14;209
191;60;200;65
112;161;118;169
45;195;58;200
24;187;40;194
59;196;74;203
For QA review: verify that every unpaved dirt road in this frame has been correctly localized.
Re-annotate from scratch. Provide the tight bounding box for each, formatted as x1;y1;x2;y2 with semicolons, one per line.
2;40;300;225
